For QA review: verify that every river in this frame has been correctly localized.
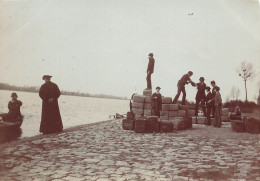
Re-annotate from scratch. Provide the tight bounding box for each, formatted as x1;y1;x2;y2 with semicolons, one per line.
0;90;129;140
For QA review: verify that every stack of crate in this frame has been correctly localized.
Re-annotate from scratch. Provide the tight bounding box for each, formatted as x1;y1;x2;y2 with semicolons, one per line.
131;89;154;118
159;97;196;120
158;97;195;131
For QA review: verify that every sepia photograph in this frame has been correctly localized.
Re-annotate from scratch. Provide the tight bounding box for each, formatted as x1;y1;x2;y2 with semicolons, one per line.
0;0;260;180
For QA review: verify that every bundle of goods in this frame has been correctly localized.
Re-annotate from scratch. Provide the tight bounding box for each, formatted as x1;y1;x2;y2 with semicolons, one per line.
134;116;159;133
160;97;195;120
231;117;260;134
131;89;153;118
122;111;135;130
221;108;230;122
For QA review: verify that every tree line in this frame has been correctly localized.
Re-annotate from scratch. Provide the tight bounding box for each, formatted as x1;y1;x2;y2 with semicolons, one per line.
0;83;128;100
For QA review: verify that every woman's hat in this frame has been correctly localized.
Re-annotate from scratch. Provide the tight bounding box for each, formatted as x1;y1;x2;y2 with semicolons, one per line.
156;86;161;90
11;92;17;97
42;75;52;80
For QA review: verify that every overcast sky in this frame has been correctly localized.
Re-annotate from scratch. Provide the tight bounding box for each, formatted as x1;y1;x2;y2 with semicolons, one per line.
0;0;260;102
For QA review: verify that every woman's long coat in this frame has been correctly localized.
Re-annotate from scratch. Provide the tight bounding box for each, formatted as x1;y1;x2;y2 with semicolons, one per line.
39;81;63;134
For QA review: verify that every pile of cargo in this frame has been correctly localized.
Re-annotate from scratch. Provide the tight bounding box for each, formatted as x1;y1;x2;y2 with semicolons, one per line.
231;117;260;134
122;89;231;133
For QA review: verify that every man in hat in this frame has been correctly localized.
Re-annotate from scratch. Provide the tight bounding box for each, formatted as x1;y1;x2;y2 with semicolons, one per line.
146;53;155;90
39;75;63;134
205;86;213;125
2;92;23;122
195;77;206;116
172;71;196;105
151;86;162;117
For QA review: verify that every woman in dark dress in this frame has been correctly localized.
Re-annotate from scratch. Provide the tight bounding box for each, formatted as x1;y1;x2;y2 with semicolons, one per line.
39;75;63;134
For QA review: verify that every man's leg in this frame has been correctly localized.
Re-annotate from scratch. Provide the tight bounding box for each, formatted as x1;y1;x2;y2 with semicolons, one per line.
206;104;212;125
211;105;215;118
195;100;199;116
146;72;152;89
173;86;182;104
181;87;186;105
201;100;206;116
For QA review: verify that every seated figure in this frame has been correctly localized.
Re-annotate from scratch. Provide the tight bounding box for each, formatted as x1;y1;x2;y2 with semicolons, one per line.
2;92;23;122
229;106;242;120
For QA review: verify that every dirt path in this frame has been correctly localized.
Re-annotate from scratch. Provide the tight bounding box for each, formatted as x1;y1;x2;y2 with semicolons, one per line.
0;120;260;181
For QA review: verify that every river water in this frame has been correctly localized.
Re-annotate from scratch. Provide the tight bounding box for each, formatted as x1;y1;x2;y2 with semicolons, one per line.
0;90;129;139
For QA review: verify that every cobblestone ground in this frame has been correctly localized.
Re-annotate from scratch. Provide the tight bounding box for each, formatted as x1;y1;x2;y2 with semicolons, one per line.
1;120;260;181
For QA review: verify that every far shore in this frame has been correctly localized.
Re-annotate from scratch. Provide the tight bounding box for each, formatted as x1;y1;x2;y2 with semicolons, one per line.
0;88;129;101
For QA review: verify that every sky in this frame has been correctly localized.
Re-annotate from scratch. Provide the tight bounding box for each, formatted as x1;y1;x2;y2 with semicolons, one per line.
0;0;260;102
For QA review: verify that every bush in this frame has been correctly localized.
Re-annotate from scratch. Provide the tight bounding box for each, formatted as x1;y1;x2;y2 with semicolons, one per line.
223;100;260;113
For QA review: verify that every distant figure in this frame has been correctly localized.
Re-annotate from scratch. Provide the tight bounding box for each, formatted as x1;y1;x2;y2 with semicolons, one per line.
2;92;22;122
210;80;217;117
195;77;206;116
172;71;196;105
39;75;63;134
152;86;162;117
214;86;222;127
146;53;155;90
205;86;213;125
230;106;242;120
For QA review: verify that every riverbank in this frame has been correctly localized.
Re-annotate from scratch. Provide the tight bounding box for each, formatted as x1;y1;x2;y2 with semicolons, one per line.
1;119;260;181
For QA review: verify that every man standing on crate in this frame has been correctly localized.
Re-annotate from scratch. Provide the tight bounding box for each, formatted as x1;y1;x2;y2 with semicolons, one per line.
146;53;155;90
195;77;207;116
172;71;196;105
152;86;162;117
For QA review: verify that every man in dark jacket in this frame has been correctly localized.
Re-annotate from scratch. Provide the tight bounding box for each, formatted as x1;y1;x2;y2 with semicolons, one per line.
210;81;217;117
172;71;196;105
39;75;63;134
195;77;206;116
152;86;162;117
146;53;155;90
205;86;213;125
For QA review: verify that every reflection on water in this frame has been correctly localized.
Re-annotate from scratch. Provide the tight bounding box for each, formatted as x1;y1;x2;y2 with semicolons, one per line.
0;128;22;144
0;90;129;143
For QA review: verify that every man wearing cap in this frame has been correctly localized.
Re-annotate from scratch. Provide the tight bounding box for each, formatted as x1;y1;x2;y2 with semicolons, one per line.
151;86;162;117
172;71;196;105
39;75;63;134
2;92;23;122
146;53;155;90
195;77;206;116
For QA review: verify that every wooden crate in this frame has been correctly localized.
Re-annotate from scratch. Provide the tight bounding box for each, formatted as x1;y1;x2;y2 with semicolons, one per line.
122;119;135;130
146;116;159;133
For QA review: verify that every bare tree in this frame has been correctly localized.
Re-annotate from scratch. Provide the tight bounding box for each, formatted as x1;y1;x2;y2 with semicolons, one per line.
235;88;240;100
230;86;236;100
229;86;241;100
238;61;255;102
